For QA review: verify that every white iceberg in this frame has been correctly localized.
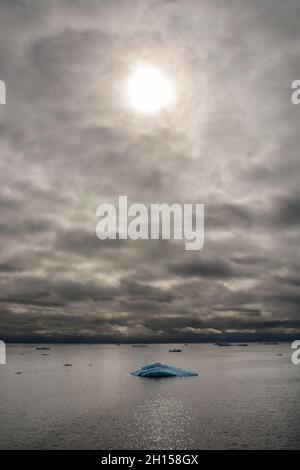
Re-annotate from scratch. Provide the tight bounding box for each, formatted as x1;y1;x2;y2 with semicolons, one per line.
131;362;198;378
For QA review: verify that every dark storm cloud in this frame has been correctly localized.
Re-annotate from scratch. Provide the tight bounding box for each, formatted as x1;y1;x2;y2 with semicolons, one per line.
230;256;268;266
273;275;300;287
270;192;300;228
54;227;126;257
0;0;299;341
167;257;237;279
213;307;263;317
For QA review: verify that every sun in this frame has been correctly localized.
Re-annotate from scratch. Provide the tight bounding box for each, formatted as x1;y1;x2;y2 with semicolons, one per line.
126;65;174;114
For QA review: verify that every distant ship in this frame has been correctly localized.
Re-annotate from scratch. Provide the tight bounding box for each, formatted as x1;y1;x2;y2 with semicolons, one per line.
169;348;182;352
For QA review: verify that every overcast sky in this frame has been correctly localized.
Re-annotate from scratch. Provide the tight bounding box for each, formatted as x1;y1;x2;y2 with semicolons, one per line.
0;0;299;342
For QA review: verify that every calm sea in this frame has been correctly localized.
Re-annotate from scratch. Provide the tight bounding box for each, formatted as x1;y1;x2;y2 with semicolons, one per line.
0;343;299;449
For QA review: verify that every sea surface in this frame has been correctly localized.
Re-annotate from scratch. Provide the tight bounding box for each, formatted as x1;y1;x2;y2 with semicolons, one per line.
0;343;299;449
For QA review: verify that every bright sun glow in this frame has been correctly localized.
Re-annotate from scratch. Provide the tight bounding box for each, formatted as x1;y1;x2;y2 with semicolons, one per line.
126;65;174;113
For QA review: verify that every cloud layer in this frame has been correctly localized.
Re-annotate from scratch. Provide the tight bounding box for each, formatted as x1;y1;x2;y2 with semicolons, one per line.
0;0;299;341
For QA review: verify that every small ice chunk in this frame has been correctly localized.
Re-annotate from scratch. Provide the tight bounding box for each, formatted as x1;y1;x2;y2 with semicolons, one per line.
131;362;198;378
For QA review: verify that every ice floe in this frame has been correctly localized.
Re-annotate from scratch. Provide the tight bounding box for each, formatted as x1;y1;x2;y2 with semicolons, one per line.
131;362;198;377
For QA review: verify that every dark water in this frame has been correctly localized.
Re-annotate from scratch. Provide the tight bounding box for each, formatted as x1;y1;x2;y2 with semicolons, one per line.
0;343;299;449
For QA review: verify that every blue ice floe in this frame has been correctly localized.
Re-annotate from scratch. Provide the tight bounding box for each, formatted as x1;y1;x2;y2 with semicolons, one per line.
131;362;198;378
